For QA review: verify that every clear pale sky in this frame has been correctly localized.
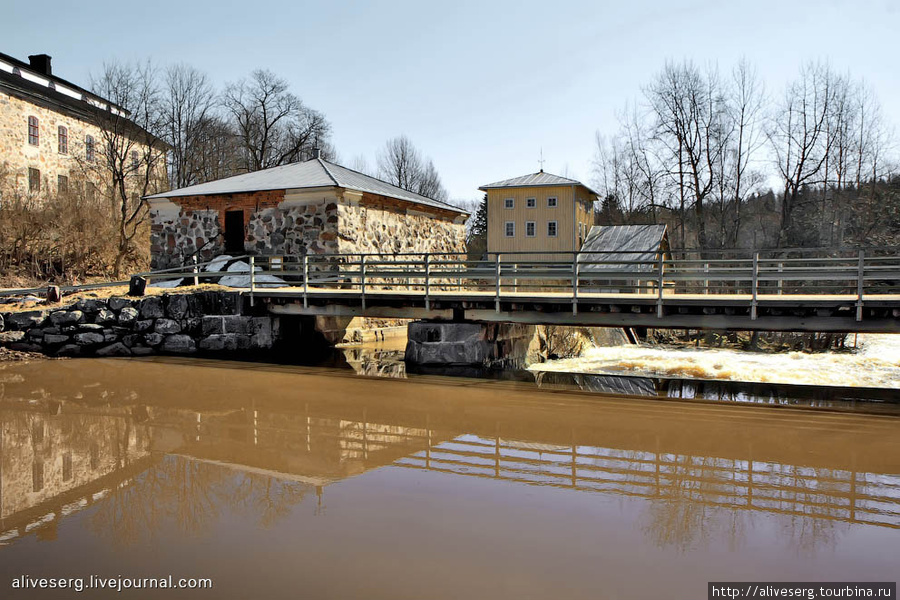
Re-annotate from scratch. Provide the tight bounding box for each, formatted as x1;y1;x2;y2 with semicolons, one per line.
4;0;898;202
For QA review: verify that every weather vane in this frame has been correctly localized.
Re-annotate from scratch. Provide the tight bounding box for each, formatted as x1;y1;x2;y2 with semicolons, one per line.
538;148;545;172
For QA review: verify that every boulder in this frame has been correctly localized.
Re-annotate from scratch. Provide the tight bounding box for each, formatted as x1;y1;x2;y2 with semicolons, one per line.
0;331;26;343
95;308;117;325
74;332;105;346
133;319;154;332
131;346;154;356
117;307;139;325
201;316;225;335
161;334;196;354
9;342;43;353
121;334;141;348
78;323;104;331
154;318;182;334
50;310;84;326
75;299;105;313
0;313;4;332
139;297;164;319
143;333;164;346
44;334;70;345
56;344;81;356
7;310;48;330
108;297;133;311
166;294;190;320
96;342;131;357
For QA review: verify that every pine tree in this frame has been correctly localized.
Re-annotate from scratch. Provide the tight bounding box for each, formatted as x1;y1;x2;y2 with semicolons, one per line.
466;194;488;258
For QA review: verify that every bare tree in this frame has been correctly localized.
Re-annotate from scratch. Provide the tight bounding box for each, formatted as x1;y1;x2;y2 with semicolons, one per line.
222;69;331;172
646;61;730;251
768;62;837;245
376;135;449;201
90;60;169;277
160;64;216;188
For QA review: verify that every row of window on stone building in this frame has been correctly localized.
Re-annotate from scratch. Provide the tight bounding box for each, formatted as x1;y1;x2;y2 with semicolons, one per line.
24;115;140;195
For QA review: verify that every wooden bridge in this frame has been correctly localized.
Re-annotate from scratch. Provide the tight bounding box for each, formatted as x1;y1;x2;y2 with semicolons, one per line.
145;248;900;333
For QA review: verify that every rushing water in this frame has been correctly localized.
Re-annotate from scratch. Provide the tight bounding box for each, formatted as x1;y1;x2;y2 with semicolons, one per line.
0;357;898;599
532;333;900;389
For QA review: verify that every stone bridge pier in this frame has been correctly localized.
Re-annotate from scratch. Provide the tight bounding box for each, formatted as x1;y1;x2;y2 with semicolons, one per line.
404;320;540;368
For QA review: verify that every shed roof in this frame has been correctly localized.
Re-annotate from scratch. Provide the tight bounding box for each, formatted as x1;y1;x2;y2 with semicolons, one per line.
580;224;668;273
144;158;469;215
479;171;598;195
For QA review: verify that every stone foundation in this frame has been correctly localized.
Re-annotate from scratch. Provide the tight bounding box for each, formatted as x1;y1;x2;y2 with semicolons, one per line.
0;291;276;357
404;321;539;367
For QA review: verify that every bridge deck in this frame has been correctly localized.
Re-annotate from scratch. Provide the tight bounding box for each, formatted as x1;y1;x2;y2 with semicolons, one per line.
247;286;900;333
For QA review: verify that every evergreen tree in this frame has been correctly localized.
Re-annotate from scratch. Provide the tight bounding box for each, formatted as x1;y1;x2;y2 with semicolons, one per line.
466;195;488;258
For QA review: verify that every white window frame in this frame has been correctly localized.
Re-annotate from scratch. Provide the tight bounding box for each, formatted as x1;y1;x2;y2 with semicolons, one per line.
547;220;558;237
526;197;536;208
525;221;536;237
547;196;558;208
504;198;515;209
504;221;515;237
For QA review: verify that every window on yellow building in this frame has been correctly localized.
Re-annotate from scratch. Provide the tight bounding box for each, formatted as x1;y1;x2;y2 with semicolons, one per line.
525;221;536;237
504;198;514;209
547;197;558;208
505;221;515;237
547;221;558;237
526;197;536;208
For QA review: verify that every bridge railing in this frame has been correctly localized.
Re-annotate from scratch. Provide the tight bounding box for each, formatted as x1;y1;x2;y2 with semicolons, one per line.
129;248;900;320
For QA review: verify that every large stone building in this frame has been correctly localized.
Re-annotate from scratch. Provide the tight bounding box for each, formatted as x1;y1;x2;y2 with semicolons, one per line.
479;170;597;258
144;156;469;269
0;51;162;201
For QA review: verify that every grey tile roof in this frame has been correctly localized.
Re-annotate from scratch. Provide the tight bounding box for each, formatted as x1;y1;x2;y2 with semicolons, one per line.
580;224;668;273
145;158;468;215
479;171;598;195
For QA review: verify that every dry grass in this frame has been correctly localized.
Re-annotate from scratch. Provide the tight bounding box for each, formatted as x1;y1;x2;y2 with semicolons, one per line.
0;283;232;314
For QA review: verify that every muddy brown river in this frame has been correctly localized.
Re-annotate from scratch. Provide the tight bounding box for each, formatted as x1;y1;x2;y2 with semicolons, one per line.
1;357;898;598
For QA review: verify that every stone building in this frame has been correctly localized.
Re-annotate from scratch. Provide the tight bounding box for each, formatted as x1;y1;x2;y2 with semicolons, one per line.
144;156;469;269
0;51;162;201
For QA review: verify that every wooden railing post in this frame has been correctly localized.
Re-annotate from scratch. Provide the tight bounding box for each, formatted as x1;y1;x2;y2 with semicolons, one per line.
495;253;502;313
249;255;255;307
303;253;309;308
751;252;759;320
703;262;709;294
656;254;664;318
424;253;431;311
572;251;580;315
856;250;865;322
360;254;367;310
192;255;199;287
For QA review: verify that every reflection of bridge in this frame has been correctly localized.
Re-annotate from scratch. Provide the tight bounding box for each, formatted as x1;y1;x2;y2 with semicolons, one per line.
148;249;900;332
2;358;900;548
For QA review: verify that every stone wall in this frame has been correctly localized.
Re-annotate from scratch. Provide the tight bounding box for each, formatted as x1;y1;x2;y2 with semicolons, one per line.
336;203;466;255
0;291;275;357
149;209;222;270
246;202;339;256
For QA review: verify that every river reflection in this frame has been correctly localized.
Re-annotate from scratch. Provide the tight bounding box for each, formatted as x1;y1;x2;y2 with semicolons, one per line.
1;358;899;598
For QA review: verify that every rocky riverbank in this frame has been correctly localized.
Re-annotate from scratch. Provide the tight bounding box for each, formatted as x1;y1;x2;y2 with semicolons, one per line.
0;290;275;358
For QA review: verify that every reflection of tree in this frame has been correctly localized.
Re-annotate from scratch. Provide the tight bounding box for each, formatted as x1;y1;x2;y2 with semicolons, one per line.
638;454;849;555
90;456;310;546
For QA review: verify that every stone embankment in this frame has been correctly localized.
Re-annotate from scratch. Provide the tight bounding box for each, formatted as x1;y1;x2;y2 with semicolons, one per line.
0;291;274;357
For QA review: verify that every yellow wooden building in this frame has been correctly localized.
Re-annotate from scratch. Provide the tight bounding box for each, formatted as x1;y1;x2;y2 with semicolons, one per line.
479;170;598;258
